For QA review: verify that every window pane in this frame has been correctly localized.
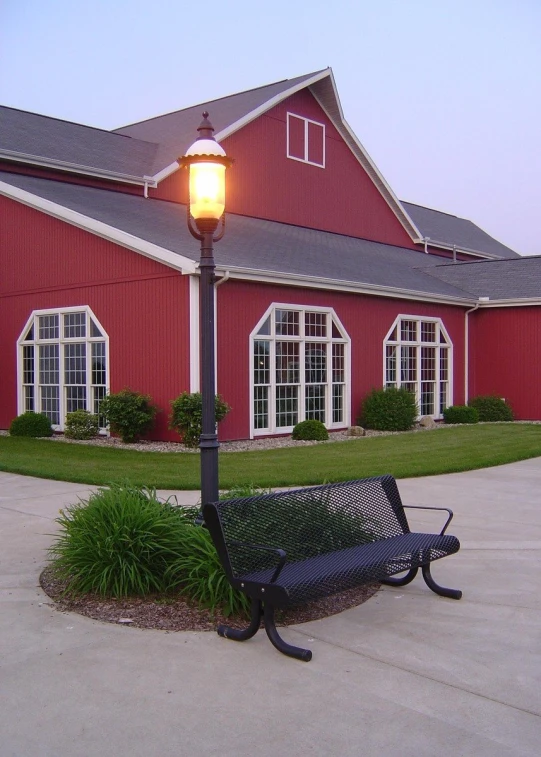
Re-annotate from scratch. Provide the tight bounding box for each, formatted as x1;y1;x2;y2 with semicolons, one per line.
276;386;298;427
254;386;269;430
305;385;325;422
305;343;326;383
24;324;34;341
65;343;86;385
420;383;435;415
39;344;59;384
64;312;86;338
275;310;299;336
332;384;344;423
91;343;107;386
90;318;103;337
66;386;87;413
440;348;448;381
421;322;436;342
41;385;60;425
401;346;417;383
385;345;396;383
401;320;417;342
305;312;326;337
287;114;305;160
23;345;34;384
276;341;299;384
421;347;436;381
38;315;59;340
440;383;448;413
256;316;271;336
24;385;35;412
93;386;107;428
332;343;345;383
307;121;324;166
253;340;270;385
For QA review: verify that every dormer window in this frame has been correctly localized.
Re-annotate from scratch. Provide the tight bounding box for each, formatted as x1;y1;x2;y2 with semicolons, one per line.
286;113;325;168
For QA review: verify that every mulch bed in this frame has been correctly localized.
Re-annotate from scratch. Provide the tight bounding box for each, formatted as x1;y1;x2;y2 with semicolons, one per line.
40;566;379;632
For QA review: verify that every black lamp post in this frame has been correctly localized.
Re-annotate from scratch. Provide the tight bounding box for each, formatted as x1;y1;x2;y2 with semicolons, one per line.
179;113;232;507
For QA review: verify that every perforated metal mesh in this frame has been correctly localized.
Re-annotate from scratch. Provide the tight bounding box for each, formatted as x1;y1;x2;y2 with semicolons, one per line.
204;476;460;607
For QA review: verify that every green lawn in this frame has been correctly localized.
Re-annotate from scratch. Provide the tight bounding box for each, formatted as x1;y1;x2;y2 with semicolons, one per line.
1;424;541;489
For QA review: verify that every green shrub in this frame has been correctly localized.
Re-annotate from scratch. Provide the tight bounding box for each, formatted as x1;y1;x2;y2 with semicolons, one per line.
100;389;157;443
443;405;479;424
64;410;99;439
169;391;230;448
361;387;417;431
9;411;53;437
469;395;514;422
292;419;329;441
49;485;191;597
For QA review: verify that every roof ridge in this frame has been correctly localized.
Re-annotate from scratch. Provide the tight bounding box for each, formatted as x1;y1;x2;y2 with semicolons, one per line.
113;70;328;131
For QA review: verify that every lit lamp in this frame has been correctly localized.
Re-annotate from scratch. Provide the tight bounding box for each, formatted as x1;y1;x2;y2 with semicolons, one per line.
178;113;232;508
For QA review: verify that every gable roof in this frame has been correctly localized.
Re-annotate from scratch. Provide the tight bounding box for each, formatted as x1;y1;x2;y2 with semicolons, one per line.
0;106;158;184
402;201;520;259
421;257;541;300
0;170;486;304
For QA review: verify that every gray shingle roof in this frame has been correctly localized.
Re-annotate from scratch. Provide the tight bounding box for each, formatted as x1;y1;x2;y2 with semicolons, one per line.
113;71;326;174
402;201;520;259
0;106;158;179
421;257;541;300
0;171;475;301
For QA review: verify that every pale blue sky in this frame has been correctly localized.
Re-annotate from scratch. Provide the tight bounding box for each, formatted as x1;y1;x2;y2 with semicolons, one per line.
1;0;539;255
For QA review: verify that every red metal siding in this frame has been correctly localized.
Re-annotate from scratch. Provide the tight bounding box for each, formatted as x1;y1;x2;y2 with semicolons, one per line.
152;90;416;249
0;197;191;439
217;279;466;440
469;307;541;420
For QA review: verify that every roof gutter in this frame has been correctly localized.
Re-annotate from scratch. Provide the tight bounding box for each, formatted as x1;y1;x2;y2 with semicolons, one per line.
213;265;477;307
0;149;157;188
421;237;503;260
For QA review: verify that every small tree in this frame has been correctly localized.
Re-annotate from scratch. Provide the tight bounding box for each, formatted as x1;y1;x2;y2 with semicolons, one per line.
170;392;230;448
360;387;417;432
100;389;157;443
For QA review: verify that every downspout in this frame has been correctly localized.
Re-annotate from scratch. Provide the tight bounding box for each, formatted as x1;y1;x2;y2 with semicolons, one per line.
424;236;430;253
214;270;230;288
453;245;457;263
465;298;489;404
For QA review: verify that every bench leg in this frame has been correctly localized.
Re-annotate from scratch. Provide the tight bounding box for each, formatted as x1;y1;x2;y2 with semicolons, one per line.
263;604;312;662
217;598;262;641
381;567;418;587
422;564;462;600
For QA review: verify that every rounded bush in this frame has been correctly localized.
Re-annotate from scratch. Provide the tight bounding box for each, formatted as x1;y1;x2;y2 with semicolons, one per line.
170;392;231;448
292;419;329;441
443;405;479;424
361;387;417;432
49;485;193;597
65;410;99;439
100;389;157;443
9;411;53;437
468;395;514;422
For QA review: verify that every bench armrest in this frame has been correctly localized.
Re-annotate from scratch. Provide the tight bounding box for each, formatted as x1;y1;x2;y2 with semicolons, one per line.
229;539;287;583
403;505;454;535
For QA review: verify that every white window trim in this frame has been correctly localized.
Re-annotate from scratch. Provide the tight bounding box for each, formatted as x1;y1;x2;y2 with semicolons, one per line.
382;314;453;419
249;303;350;438
286;112;326;168
17;306;110;432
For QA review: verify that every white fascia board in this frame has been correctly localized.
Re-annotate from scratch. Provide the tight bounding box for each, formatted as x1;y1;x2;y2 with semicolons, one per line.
0;180;196;274
148;70;333;184
0;149;156;188
475;298;541;308
214;265;476;307
422;238;501;260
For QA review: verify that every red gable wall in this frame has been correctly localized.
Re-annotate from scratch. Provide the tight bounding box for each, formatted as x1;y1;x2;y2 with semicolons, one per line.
153;89;416;249
0;197;191;438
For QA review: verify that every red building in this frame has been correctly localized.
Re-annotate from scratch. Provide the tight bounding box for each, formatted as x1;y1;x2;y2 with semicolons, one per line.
0;69;537;441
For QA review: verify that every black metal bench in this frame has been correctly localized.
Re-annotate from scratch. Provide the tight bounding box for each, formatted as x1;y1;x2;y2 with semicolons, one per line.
202;475;461;661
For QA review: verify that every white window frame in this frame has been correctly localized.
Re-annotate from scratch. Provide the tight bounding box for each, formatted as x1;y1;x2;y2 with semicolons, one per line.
383;315;452;419
286;112;326;168
249;304;350;438
17;306;110;432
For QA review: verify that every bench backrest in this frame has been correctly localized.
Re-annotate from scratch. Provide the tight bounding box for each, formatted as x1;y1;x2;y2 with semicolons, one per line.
203;475;410;580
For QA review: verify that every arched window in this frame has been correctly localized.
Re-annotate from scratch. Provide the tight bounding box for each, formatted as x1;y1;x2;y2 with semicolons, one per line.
18;307;108;430
384;316;452;417
251;305;350;436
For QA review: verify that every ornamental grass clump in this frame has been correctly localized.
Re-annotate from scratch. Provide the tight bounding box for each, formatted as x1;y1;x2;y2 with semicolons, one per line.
49;485;193;597
9;411;53;438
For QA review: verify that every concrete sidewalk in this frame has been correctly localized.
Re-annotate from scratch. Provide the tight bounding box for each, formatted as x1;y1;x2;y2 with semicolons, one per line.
0;462;540;757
